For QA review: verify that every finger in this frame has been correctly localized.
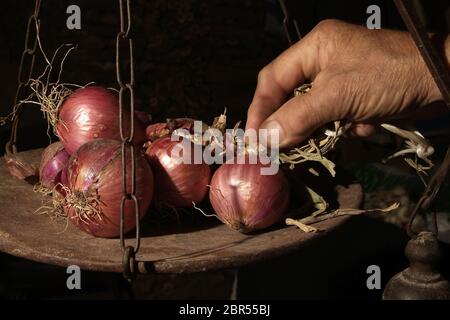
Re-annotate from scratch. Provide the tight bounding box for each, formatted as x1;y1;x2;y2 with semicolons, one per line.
245;34;321;132
259;85;334;149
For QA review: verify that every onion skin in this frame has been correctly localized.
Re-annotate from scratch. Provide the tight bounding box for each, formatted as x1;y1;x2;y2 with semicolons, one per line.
39;142;70;189
145;118;196;142
145;136;211;207
209;161;290;233
4;153;37;180
145;122;170;142
66;139;153;238
56;86;146;154
60;165;69;188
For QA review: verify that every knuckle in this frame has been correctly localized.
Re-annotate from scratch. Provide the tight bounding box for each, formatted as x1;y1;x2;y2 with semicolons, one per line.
310;19;343;53
315;19;340;33
257;66;270;84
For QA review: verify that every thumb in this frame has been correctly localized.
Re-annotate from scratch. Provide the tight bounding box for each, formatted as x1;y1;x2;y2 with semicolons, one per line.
259;88;334;149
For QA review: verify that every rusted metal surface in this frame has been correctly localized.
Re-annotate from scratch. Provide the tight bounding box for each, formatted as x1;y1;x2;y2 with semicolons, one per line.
0;148;362;274
383;232;450;300
6;0;41;156
115;0;140;281
384;1;450;299
393;0;450;238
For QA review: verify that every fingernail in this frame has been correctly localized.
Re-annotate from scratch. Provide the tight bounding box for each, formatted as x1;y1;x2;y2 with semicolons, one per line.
260;119;284;148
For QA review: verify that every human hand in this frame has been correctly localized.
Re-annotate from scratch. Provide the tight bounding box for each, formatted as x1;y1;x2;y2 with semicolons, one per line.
246;19;446;148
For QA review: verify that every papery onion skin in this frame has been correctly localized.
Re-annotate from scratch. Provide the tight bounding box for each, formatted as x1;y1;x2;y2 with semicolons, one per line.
56;86;146;155
145;122;170;142
66;139;153;238
5;153;37;180
145;136;211;207
209;160;290;233
39;141;70;189
60;165;69;188
145;118;196;142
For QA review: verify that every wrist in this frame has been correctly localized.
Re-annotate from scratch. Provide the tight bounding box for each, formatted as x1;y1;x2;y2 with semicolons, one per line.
424;35;450;103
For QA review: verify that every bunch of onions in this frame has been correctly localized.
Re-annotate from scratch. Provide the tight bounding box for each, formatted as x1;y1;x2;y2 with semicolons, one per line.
145;136;211;207
56;86;146;154
39;142;70;190
65;139;154;238
209;160;290;233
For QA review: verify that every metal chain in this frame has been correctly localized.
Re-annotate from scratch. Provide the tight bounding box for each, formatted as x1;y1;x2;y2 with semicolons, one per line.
116;0;140;280
394;0;450;238
6;0;42;155
278;0;301;45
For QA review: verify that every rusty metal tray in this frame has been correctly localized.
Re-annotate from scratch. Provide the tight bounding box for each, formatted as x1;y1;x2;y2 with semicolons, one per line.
0;148;363;273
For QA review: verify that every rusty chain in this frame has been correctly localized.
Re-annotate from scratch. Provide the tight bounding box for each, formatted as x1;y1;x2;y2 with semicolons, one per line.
6;0;42;156
394;0;450;238
116;0;140;280
278;0;301;45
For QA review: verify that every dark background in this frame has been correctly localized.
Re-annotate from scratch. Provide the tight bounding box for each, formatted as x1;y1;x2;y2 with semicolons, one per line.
1;0;449;153
0;0;449;299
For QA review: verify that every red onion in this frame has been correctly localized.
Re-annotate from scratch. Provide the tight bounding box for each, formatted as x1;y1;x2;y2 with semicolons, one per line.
65;139;153;238
145;122;170;142
39;142;70;189
145;118;196;142
209;160;290;233
56;86;146;154
60;165;69;188
145;136;211;207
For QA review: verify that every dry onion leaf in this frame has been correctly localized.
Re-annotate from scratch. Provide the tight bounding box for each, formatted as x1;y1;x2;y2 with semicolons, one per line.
286;202;400;233
381;123;434;184
279;84;350;177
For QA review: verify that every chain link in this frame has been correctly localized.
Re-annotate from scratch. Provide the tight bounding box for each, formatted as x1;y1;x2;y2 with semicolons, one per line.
6;0;42;155
116;0;140;279
278;0;301;45
406;126;450;238
394;0;450;238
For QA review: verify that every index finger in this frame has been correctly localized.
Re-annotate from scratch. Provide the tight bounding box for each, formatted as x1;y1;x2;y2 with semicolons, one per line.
245;33;321;131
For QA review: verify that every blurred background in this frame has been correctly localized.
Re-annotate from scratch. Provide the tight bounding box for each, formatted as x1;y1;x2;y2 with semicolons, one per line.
0;0;449;299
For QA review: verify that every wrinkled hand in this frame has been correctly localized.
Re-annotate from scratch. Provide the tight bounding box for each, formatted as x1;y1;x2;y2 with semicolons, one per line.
246;19;446;149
